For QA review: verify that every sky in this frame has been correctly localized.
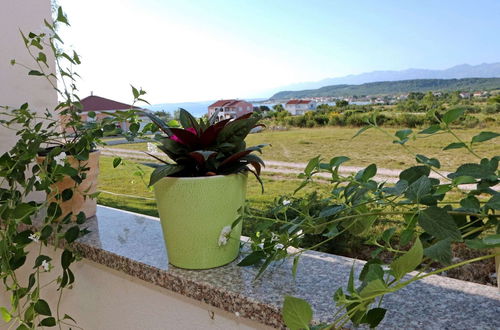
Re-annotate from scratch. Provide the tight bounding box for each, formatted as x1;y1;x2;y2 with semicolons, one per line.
57;0;500;104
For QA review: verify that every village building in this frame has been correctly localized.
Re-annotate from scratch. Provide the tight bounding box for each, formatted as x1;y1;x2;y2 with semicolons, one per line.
67;94;152;133
208;99;253;121
284;99;317;115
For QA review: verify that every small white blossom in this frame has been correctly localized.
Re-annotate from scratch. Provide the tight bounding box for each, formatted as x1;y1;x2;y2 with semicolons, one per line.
147;142;159;154
274;243;285;250
235;312;240;317
257;243;264;249
54;152;66;166
28;233;40;243
218;226;232;247
296;230;304;238
34;175;42;184
41;260;50;272
271;233;279;241
282;199;291;206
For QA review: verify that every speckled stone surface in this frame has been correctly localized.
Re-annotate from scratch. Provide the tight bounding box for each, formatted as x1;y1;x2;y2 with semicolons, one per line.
54;206;500;329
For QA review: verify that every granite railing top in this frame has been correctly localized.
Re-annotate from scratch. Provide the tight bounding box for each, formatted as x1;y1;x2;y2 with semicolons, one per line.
56;205;499;329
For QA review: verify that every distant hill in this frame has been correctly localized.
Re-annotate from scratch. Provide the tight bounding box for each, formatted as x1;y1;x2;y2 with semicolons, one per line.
276;62;500;92
270;78;500;100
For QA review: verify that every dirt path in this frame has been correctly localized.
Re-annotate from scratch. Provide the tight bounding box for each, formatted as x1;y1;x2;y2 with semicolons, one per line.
100;146;409;184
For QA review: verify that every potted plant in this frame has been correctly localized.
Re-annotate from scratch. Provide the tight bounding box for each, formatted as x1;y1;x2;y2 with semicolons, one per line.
145;109;266;269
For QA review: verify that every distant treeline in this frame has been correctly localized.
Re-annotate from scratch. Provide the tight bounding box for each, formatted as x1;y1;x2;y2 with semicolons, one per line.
271;78;500;99
263;94;500;129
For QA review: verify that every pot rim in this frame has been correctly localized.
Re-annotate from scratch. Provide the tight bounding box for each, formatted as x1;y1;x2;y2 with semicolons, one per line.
156;171;248;182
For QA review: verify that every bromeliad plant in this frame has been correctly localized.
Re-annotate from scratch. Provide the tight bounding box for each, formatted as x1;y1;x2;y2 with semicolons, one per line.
145;109;266;187
239;108;499;329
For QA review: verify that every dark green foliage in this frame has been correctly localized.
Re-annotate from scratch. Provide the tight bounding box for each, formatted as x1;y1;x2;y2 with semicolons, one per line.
146;109;267;186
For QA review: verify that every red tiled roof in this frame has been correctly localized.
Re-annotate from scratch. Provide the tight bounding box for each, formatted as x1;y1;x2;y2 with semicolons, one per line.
80;95;142;112
286;99;312;105
208;99;249;108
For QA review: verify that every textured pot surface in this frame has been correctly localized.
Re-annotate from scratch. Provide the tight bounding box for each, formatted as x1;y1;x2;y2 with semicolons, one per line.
154;173;247;269
37;150;100;220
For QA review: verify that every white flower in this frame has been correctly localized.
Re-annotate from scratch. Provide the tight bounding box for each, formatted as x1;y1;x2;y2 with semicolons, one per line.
147;142;159;154
282;199;291;206
54;152;66;166
34;175;42;184
271;233;279;241
41;260;50;272
296;230;304;238
218;225;232;247
257;243;264;249
274;243;285;250
234;312;240;317
28;233;40;243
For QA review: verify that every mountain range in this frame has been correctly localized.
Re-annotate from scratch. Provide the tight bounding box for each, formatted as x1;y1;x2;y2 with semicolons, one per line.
275;62;500;93
270;78;500;100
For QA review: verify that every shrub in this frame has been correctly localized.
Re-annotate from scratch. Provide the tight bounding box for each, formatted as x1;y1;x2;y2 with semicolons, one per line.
482;103;500;114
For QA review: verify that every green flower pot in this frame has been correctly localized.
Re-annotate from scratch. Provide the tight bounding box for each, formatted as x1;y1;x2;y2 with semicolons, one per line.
153;173;247;269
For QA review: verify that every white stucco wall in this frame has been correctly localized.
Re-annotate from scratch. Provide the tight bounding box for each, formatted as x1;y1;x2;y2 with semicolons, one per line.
0;0;57;155
0;245;272;330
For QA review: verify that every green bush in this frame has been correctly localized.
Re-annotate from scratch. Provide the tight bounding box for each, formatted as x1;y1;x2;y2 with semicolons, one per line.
482;103;500;114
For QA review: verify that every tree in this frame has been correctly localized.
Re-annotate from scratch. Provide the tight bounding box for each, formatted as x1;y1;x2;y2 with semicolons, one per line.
273;104;285;112
335;100;349;107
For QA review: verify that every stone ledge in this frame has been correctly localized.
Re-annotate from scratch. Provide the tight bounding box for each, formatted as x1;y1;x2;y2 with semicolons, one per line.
42;205;500;329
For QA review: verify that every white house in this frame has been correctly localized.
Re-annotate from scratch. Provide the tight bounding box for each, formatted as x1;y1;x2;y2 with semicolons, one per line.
284;99;317;115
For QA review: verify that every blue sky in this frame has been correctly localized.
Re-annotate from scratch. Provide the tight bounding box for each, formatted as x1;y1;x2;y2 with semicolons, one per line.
58;0;500;103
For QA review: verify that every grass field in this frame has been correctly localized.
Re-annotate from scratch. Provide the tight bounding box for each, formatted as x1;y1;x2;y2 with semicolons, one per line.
110;126;500;171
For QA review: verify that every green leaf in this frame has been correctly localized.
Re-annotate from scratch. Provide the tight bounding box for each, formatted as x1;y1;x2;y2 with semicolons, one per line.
460;196;480;211
34;299;51;316
39;316;56;327
352;126;370;139
452;176;476;185
471;131;500;144
424;238;453;264
442;107;464;124
148;164;184;186
361;308;387;328
465;239;490;249
0;307;11;322
483;234;500;247
390;238;423;281
443;142;467;151
415;154;440;168
359;279;387;298
486;194;500;210
56;6;69;25
355;164;377;182
418;125;440;134
61;250;74;269
395;129;413;141
64;226;80;243
405;176;431;202
418;206;462;241
399;166;430;184
304;156;320;176
282;296;313;330
292;255;300;278
12;203;37;220
112;157;122;168
28;70;44;76
237;251;265;266
61;188;73;202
